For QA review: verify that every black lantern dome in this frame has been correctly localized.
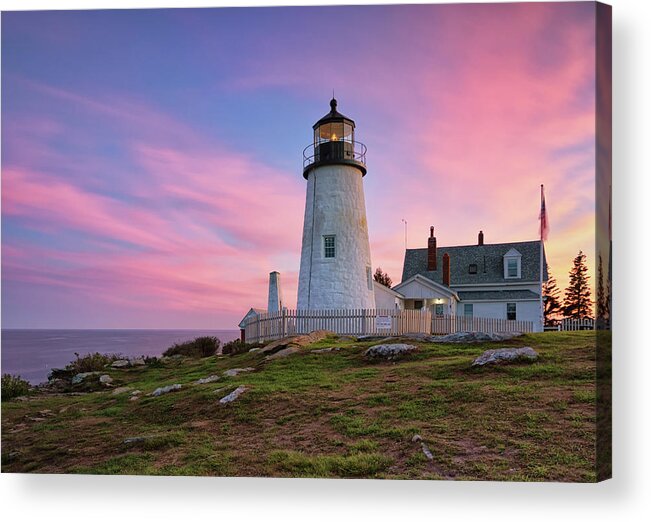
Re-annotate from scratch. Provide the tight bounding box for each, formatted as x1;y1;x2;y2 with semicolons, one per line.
302;98;367;179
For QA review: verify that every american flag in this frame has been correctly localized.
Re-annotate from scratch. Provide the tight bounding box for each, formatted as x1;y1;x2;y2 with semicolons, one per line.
539;184;549;241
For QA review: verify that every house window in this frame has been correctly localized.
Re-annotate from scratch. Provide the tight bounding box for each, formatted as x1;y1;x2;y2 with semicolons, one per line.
435;304;445;316
366;266;373;290
469;264;478;274
503;249;522;279
507;258;518;277
507;302;517;320
464;304;473;318
414;300;423;310
323;235;335;258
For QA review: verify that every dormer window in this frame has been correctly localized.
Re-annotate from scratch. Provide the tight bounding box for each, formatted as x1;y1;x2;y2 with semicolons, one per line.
503;248;522;279
507;259;518;277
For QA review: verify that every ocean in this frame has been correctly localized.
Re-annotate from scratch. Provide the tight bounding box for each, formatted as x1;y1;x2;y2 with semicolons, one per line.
1;329;240;385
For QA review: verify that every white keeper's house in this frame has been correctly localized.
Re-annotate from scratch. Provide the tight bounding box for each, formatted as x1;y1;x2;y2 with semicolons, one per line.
389;227;547;330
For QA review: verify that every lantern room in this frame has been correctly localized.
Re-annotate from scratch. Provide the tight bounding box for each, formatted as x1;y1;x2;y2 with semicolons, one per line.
302;98;367;178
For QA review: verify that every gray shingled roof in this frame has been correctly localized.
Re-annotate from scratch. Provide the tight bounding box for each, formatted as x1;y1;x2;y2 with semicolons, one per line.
457;290;540;301
401;240;548;286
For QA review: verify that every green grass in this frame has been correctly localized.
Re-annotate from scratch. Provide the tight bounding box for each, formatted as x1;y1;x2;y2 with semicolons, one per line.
1;331;604;481
267;450;393;478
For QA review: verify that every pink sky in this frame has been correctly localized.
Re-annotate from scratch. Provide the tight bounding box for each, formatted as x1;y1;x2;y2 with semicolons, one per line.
1;3;603;328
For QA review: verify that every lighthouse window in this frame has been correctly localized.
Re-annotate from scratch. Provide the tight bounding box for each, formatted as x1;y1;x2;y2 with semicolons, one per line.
323;235;336;258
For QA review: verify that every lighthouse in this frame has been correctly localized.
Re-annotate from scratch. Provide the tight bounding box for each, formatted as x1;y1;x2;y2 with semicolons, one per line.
297;98;376;310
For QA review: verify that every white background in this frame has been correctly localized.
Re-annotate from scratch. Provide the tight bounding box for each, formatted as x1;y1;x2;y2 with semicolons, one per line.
1;0;649;520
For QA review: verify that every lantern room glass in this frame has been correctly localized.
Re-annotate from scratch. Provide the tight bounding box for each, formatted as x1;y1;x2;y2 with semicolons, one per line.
314;121;354;145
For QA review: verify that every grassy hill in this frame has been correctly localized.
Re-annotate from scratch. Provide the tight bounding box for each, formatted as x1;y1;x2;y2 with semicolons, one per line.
1;331;602;481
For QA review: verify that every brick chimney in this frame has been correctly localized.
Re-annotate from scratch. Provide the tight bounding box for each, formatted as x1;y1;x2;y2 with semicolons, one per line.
427;226;437;271
442;253;451;286
478;230;484;246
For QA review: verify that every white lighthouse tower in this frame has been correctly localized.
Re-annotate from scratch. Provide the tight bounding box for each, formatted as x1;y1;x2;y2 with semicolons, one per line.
297;98;376;310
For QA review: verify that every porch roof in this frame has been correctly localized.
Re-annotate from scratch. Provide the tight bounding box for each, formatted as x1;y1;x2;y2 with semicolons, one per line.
392;274;460;301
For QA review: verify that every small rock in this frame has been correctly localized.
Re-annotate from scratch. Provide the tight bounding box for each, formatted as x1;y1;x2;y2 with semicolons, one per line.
311;347;341;353
223;368;254;377
99;374;113;385
129;396;140;401
38;409;54;416
131;357;146;366
248;348;261;353
150;384;182;397
123;437;146;445
412;434;423;443
131;390;142;395
4;451;21;464
471;347;539;367
219;386;247;405
111;360;131;368
196;375;221;384
364;343;418;360
420;442;434;461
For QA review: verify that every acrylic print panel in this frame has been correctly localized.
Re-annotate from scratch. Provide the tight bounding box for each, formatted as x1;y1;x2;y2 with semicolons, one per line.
1;2;611;482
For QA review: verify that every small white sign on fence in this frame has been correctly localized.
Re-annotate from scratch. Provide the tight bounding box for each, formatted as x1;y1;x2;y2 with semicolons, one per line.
375;316;392;330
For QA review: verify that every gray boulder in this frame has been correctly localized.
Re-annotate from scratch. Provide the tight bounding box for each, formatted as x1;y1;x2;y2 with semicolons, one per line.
71;372;100;385
99;374;113;385
364;343;418;360
150;384;182;397
430;331;523;343
219;386;247;405
471;347;539;367
111;359;131;368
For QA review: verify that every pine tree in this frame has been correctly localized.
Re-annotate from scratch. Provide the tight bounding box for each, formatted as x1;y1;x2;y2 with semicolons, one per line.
373;267;392;288
543;264;563;326
596;254;607;329
563;251;593;320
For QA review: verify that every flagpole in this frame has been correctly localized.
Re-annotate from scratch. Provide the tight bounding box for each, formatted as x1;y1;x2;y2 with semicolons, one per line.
540;184;544;332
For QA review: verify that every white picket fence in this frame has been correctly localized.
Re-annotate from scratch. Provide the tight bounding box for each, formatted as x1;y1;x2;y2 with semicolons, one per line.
431;315;534;335
560;317;595;331
242;308;534;344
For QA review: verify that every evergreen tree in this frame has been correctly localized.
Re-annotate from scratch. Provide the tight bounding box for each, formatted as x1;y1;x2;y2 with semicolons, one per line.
543;264;563;326
563;251;593;320
373;267;392;288
596;254;608;329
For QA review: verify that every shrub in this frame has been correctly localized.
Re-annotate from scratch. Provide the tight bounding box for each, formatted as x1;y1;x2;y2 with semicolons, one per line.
65;352;124;374
222;339;264;355
143;356;163;368
2;374;31;401
162;336;220;358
